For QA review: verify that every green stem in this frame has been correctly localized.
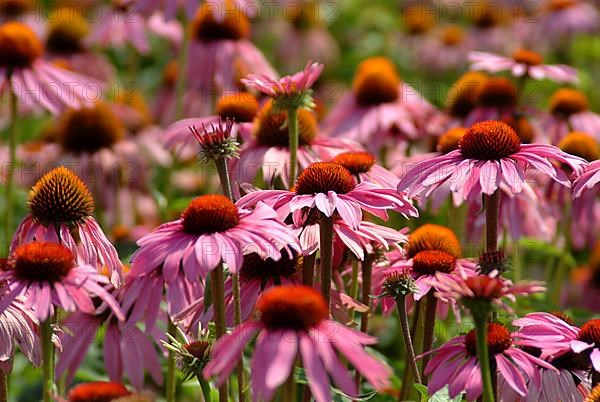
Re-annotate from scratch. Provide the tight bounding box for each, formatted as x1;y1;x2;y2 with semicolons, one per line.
400;300;424;401
41;319;55;402
359;255;373;334
302;252;316;286
356;255;373;389
232;273;246;402
281;372;296;402
421;292;437;382
197;374;212;402
349;259;360;322
485;191;500;253
215;158;234;201
210;266;228;402
287;107;299;185
0;371;7;402
396;296;421;385
4;75;17;251
319;215;334;310
474;315;495;402
550;203;572;305
166;320;177;402
174;19;190;121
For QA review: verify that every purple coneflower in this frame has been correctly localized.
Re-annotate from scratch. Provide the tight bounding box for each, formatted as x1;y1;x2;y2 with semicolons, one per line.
0;242;123;322
424;323;557;400
203;285;391;402
11;167;124;286
238;162;417;229
0;21;97;113
397;120;587;200
187;1;275;94
542;88;600;144
469;49;578;84
87;0;150;55
131;194;299;279
321;57;437;153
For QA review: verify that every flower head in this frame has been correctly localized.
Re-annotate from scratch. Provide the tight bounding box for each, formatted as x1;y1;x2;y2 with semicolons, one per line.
469;49;578;83
13;167;123;287
432;272;545;314
398;120;587;200
190;119;240;162
27;166;94;227
57;102;125;155
424;323;557;400
0;21;42;68
0;21;97;114
238;162;417;230
131;195;299;279
0;242;124;322
242;61;323;110
203;285;391;402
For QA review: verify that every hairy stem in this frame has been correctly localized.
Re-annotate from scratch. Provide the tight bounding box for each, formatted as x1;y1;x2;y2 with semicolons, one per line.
210;266;228;402
232;273;245;402
41;319;55;402
421;292;438;382
319;215;334;310
287;107;299;185
4;75;17;251
166;320;177;402
485;191;500;253
302;252;316;286
396;296;421;385
474;315;495;402
0;371;7;402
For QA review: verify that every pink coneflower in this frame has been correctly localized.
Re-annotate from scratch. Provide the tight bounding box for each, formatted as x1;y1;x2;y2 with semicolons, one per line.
512;312;592;401
44;7;116;83
57;309;164;390
321;57;437;152
203;285;391;401
469;49;579;84
542;88;600;144
242;61;323;101
274;5;339;73
11;167;124;287
542;0;600;46
131;194;299;280
0;21;98;114
416;25;471;74
187;1;275;94
0;295;40;368
87;0;150;55
372;224;467;315
52;101;159;229
375;251;478;316
423;323;557;400
0;242;124;322
397;120;587;200
432;272;545;314
237;162;418;229
574;160;600;198
233;101;360;187
464;77;521;125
